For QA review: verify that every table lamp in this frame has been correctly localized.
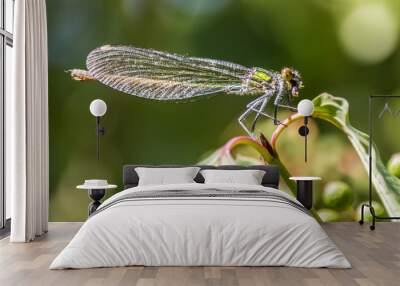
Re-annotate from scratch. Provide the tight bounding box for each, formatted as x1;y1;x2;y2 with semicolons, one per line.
297;99;314;162
89;99;107;160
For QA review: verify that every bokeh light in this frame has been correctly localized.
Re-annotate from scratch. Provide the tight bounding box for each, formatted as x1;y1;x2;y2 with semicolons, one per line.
339;3;398;64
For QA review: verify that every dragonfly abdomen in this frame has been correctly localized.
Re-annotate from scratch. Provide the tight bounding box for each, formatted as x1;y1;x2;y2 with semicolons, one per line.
68;69;95;81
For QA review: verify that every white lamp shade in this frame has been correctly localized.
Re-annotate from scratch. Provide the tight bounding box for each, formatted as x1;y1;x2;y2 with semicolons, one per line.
90;99;107;117
297;99;314;117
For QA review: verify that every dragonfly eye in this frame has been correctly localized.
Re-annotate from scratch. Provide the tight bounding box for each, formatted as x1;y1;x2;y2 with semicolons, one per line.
281;67;292;80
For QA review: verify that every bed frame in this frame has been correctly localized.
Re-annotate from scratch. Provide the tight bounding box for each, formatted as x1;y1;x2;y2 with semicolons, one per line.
123;165;280;189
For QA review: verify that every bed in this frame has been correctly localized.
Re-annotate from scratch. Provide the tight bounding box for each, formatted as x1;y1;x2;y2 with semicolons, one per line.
50;165;351;269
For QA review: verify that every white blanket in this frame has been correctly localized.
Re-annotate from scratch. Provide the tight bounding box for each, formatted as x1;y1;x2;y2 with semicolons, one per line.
50;183;351;269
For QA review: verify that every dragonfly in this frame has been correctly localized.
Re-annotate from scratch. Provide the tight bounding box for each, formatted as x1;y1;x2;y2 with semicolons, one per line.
69;45;304;136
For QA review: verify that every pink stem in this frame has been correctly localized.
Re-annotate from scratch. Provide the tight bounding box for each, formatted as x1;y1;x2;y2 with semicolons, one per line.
271;113;304;150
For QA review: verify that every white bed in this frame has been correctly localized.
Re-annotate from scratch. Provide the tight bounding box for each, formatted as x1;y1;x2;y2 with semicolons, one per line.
50;182;351;269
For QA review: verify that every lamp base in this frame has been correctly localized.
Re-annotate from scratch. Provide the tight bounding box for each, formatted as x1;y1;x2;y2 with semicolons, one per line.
88;189;105;215
298;125;309;136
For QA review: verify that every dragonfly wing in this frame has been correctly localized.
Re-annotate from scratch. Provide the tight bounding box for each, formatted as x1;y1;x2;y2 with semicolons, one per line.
86;45;253;100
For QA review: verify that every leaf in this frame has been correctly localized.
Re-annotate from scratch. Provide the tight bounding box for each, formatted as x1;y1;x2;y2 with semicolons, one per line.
233;154;265;166
313;93;400;216
197;148;236;165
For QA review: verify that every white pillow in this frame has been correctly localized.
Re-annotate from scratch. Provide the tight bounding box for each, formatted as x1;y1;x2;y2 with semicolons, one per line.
135;167;200;186
200;169;265;185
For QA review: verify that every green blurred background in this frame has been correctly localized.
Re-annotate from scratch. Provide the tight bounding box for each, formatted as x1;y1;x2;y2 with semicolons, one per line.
47;0;400;221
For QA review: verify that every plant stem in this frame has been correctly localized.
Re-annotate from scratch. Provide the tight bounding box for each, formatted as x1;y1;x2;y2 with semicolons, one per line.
271;113;303;149
223;136;275;162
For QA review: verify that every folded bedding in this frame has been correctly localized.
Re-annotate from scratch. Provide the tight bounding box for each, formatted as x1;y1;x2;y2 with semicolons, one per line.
135;167;200;186
50;183;351;269
200;169;266;185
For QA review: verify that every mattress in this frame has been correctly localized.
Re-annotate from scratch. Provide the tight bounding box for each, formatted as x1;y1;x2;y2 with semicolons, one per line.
50;183;351;269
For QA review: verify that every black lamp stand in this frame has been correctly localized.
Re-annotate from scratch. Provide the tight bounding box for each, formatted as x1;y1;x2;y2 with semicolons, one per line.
88;189;106;215
96;116;105;160
298;116;310;162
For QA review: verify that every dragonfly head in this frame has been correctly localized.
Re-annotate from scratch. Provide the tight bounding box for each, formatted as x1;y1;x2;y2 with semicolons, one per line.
281;67;304;97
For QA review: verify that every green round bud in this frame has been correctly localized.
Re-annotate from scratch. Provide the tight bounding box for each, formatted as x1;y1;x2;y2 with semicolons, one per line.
387;153;400;178
355;201;385;222
317;209;341;222
322;181;353;210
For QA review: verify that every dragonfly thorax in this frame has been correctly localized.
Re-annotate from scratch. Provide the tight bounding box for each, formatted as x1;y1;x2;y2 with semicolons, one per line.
240;67;276;95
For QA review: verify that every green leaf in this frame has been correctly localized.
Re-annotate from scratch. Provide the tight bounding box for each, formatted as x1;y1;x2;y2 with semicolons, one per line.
313;93;400;216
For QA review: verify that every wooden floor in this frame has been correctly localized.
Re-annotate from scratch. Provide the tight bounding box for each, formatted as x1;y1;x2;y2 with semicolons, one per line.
0;222;399;286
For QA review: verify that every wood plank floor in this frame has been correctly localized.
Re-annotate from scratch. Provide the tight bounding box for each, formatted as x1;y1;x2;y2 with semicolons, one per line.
0;222;399;286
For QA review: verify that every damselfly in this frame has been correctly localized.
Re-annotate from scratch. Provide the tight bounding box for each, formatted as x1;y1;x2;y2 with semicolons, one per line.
70;45;304;136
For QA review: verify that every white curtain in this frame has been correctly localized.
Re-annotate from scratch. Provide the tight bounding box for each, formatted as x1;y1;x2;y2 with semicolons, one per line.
7;0;49;242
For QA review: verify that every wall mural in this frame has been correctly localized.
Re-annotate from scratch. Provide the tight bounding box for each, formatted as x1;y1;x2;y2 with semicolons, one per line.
48;0;400;221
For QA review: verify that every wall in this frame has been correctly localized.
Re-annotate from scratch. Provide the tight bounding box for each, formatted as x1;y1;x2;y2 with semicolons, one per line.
48;0;400;221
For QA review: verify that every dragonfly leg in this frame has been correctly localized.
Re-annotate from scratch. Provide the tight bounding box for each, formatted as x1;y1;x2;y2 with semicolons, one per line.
273;104;279;125
239;98;288;136
270;102;298;125
271;95;297;124
247;106;286;126
239;98;265;137
245;94;268;108
275;103;297;112
250;97;270;132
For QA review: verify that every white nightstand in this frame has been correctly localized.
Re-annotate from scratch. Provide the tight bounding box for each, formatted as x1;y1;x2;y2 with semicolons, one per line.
77;180;117;216
289;177;321;210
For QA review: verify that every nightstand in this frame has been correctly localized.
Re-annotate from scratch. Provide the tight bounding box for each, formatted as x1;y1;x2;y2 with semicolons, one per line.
289;177;321;210
77;180;117;216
